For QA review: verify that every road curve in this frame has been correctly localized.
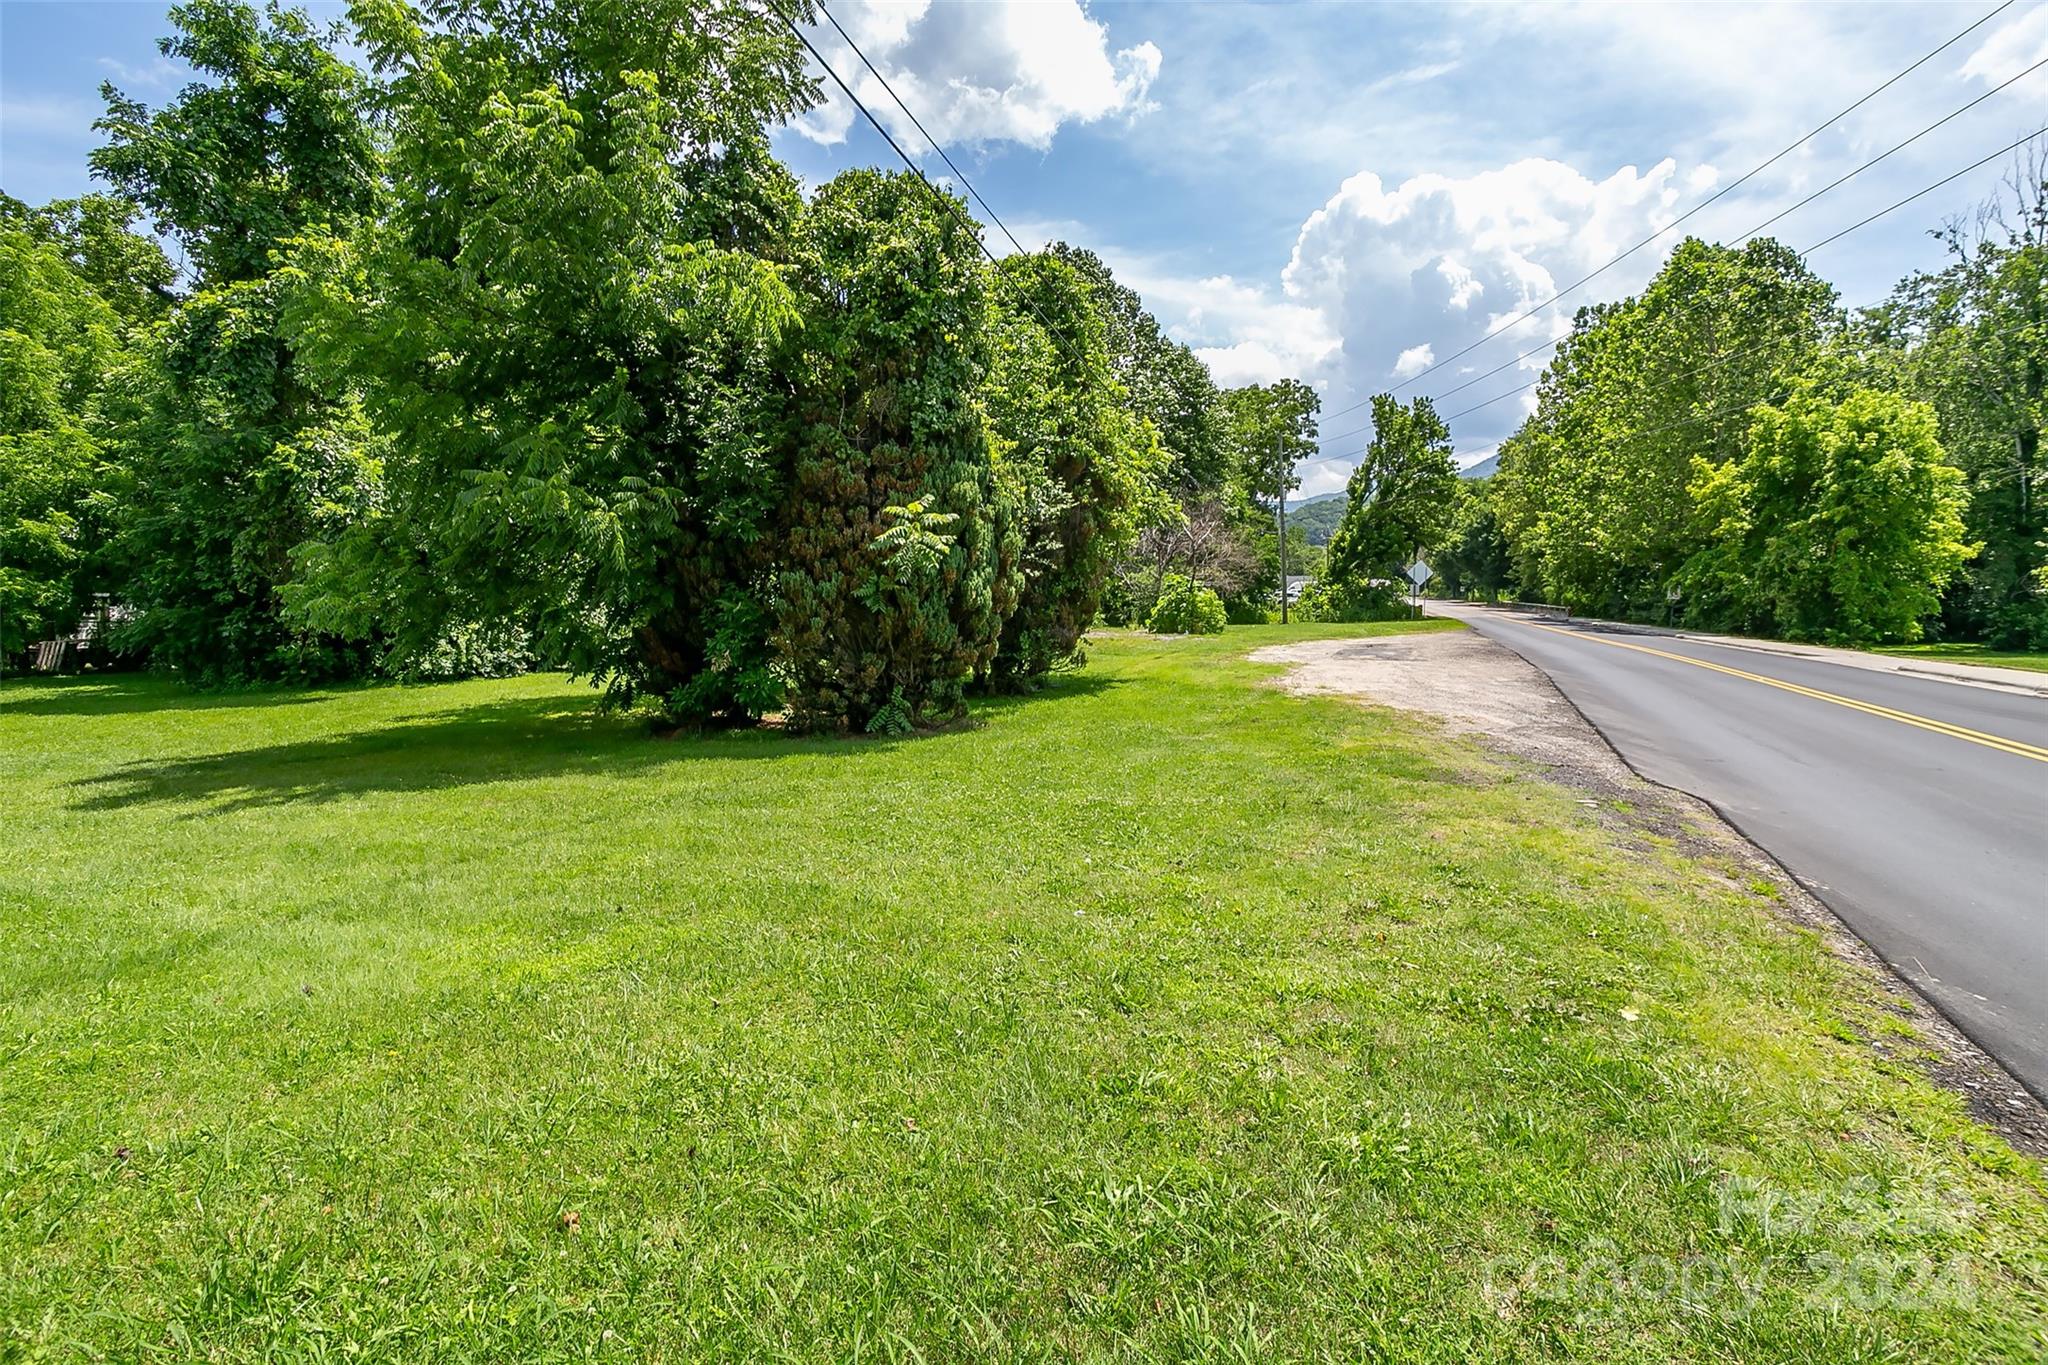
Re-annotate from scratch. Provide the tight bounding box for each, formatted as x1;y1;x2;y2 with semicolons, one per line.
1430;602;2048;1098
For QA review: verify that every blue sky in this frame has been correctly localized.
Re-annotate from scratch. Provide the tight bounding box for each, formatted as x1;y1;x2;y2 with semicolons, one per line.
4;0;2045;493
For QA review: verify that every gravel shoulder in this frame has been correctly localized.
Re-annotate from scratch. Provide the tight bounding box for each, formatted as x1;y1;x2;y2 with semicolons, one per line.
1250;627;2048;1156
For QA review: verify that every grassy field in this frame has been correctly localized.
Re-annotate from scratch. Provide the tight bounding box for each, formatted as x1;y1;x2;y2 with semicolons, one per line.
2;621;2043;1362
1872;642;2048;674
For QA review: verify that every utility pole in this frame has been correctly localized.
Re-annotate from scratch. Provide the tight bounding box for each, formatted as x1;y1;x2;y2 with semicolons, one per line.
1275;434;1289;625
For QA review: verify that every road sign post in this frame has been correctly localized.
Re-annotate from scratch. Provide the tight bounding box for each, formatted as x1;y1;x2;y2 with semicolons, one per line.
1406;558;1432;619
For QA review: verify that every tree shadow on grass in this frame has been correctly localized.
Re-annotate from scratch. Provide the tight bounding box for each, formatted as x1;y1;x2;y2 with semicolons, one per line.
0;676;340;718
67;673;1122;814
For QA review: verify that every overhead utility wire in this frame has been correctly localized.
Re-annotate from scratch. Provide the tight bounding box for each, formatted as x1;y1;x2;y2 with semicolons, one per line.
1292;122;2048;473
1422;69;2045;418
769;1;1089;371
1315;0;2019;423
814;0;1029;257
1436;122;2048;426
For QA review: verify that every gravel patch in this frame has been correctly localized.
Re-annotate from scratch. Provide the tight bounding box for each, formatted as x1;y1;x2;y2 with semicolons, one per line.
1251;628;2048;1156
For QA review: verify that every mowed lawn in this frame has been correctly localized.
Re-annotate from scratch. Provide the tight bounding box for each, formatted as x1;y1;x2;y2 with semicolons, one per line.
2;622;2043;1362
1871;642;2048;674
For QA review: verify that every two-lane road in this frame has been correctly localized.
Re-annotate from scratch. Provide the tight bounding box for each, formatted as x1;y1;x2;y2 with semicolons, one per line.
1432;602;2048;1096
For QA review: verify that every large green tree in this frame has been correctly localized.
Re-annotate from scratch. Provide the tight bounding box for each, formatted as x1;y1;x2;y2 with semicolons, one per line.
982;252;1159;685
286;0;817;715
0;221;129;658
1680;385;1972;643
93;0;383;682
1324;393;1458;584
1219;378;1320;613
770;169;1011;732
1493;237;1838;616
1865;160;2046;647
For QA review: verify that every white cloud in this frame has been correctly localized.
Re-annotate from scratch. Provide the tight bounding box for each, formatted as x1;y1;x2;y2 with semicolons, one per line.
1109;263;1342;388
97;55;184;91
1281;155;1691;446
1961;5;2048;86
790;0;1162;151
1392;344;1434;378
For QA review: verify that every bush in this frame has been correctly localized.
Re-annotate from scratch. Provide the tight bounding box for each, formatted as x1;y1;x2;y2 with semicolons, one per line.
1146;575;1226;635
770;170;1012;732
1295;579;1410;623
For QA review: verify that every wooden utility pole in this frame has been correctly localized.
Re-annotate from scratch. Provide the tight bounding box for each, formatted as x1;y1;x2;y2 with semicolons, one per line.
1276;434;1289;625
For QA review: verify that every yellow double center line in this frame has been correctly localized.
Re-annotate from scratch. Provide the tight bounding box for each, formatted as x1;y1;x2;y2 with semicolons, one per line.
1522;621;2048;764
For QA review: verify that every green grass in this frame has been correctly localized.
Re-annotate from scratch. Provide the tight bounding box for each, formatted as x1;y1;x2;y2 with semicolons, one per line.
1871;642;2048;674
2;621;2043;1362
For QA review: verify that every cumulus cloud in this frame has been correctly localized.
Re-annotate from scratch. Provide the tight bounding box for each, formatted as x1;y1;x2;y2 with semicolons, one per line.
1278;156;1692;452
1109;262;1342;389
1392;344;1434;378
790;0;1162;151
1960;5;2048;86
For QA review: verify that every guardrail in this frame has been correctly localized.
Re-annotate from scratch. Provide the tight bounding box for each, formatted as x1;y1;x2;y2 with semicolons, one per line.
1497;601;1571;622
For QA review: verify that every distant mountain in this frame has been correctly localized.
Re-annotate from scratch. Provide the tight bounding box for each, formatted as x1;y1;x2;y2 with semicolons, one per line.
1460;453;1500;479
1287;494;1347;547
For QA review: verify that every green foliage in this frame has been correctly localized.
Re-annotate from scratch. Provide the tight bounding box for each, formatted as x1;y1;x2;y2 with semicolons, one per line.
93;0;384;682
1863;168;2047;647
1679;385;1973;644
93;0;380;285
983;252;1159;686
1218;379;1320;611
0;218;130;656
1492;238;1838;615
1293;578;1407;623
1145;573;1226;634
2;192;176;329
770;168;1008;731
113;279;382;683
285;0;813;714
1324;393;1458;585
1434;478;1514;602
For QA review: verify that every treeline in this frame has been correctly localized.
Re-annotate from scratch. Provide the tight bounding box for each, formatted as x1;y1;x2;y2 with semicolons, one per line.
1429;168;2045;649
1;0;1324;729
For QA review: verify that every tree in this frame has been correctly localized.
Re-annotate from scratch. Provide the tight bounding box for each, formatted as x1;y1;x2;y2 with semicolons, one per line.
1324;393;1458;585
1435;477;1514;602
2;192;177;329
981;252;1160;686
0;222;128;658
770;169;1010;731
1868;149;2046;647
286;0;817;714
93;0;383;681
1680;385;1973;643
1492;238;1838;615
1219;379;1319;614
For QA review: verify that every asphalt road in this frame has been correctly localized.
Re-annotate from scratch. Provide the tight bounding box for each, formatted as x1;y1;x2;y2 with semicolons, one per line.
1429;602;2048;1098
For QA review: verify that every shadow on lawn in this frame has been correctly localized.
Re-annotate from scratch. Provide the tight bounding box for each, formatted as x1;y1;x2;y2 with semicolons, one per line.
0;676;339;718
68;674;1120;813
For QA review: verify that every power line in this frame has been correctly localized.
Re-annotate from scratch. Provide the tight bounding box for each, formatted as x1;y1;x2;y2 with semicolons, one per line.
1430;125;2048;427
770;1;1091;372
813;0;1029;258
1314;0;2020;421
1731;54;2046;248
1803;123;2048;253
